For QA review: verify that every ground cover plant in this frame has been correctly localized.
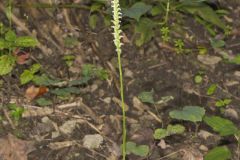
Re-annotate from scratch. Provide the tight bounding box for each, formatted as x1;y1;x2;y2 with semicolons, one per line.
0;0;240;160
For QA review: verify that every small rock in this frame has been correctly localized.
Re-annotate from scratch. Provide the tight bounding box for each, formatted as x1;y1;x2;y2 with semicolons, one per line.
198;130;214;140
158;140;169;149
224;108;239;120
197;55;222;67
83;134;103;149
103;97;112;104
124;68;134;78
234;71;240;78
91;84;98;92
199;145;208;152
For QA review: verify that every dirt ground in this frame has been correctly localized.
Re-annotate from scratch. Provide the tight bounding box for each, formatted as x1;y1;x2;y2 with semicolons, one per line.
0;1;240;160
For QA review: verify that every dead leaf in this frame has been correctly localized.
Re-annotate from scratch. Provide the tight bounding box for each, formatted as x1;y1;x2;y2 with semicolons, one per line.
13;49;30;65
22;106;53;117
25;85;49;100
197;55;222;67
0;134;35;160
48;141;76;150
59;119;84;135
181;147;203;160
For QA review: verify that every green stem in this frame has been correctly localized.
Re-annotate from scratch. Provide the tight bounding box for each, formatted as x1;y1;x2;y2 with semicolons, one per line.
111;0;126;159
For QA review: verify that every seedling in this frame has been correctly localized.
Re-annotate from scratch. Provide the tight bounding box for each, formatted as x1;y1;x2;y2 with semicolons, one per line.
7;103;24;122
154;124;185;140
174;39;184;54
160;26;170;42
0;23;38;76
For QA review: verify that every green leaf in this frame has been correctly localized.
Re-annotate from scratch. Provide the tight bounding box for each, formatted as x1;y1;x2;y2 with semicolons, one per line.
89;14;98;29
210;39;225;48
50;87;81;96
204;116;238;136
0;38;10;49
204;146;231;160
123;2;152;21
138;91;154;104
207;84;217;96
15;36;38;47
180;3;225;30
154;124;185;139
169;106;205;123
167;124;185;135
32;74;61;86
20;70;34;85
126;141;149;157
153;128;168;139
5;30;16;42
215;99;232;107
0;55;16;75
132;145;149;157
30;63;41;74
135;18;155;46
126;141;136;155
20;64;41;85
36;98;53;106
194;75;203;84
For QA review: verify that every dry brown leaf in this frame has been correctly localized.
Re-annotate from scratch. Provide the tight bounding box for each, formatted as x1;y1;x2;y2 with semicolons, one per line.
48;141;76;150
0;134;35;160
22;106;53;117
13;49;30;65
25;85;49;100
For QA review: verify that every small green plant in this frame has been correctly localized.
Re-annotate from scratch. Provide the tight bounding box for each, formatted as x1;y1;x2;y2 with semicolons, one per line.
20;63;41;85
8;103;24;122
160;26;170;42
154;124;185;139
0;23;38;76
126;141;149;157
169;106;205;123
174;39;184;54
215;98;232;107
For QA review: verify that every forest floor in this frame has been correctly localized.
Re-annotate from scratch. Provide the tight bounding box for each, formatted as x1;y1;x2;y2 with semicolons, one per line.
0;1;240;160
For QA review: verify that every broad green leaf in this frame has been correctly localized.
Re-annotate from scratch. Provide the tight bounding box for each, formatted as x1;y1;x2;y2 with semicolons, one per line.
50;87;81;96
210;39;225;48
32;74;61;86
90;3;103;12
153;128;168;139
126;141;149;157
36;98;53;106
167;124;185;135
154;124;185;139
135;18;155;46
204;146;231;160
123;2;152;21
15;36;38;47
132;145;149;157
69;77;91;86
0;38;10;49
20;70;34;85
126;141;136;155
0;54;16;75
30;63;41;74
169;106;205;123
204;116;238;136
207;84;217;96
151;6;162;16
5;30;16;42
179;3;225;30
138;91;154;104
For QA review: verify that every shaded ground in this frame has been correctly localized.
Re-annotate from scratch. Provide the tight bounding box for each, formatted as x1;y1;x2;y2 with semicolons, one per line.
0;0;240;160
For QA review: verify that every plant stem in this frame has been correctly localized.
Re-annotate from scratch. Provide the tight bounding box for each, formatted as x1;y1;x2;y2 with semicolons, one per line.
111;0;126;159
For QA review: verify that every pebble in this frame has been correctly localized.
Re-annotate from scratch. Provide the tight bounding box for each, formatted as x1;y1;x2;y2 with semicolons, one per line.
199;145;208;152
